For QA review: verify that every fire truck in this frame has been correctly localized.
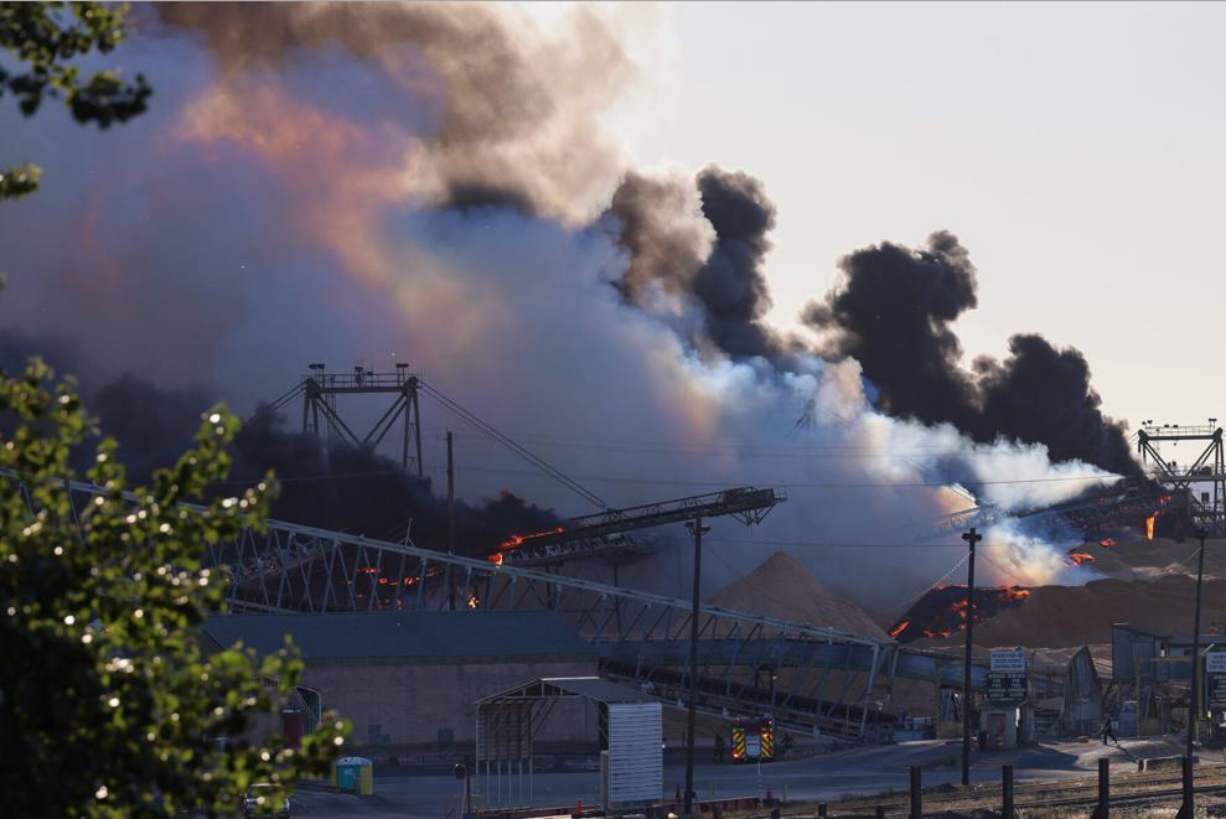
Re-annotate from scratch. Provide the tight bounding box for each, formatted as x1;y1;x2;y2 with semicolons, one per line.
731;716;775;763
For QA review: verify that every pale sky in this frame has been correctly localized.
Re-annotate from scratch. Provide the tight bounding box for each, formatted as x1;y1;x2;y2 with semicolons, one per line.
622;1;1226;436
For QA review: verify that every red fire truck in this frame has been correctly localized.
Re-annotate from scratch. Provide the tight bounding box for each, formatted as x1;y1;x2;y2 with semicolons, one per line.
731;716;775;763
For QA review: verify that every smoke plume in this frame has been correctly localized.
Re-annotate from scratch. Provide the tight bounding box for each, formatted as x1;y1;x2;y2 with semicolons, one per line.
606;166;795;368
0;2;1133;611
802;233;1137;476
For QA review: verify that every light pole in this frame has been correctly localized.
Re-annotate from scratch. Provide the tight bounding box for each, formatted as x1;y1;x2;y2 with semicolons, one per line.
961;527;982;788
1187;526;1209;760
683;517;709;817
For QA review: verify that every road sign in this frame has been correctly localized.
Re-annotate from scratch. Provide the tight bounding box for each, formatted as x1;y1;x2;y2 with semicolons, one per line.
986;672;1028;705
1208;672;1226;709
1206;651;1226;674
990;648;1027;673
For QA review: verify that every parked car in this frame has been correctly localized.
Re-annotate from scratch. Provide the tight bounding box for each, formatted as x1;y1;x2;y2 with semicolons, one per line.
242;784;290;818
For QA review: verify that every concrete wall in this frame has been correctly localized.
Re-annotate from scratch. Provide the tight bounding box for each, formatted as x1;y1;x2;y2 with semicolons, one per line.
303;658;600;748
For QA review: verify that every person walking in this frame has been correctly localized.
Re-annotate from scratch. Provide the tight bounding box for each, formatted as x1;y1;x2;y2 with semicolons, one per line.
1100;715;1118;746
713;733;725;763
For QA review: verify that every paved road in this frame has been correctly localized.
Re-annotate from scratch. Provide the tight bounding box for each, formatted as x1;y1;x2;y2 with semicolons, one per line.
293;737;1203;817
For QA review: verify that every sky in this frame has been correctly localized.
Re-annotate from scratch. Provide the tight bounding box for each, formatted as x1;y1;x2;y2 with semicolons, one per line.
623;1;1226;434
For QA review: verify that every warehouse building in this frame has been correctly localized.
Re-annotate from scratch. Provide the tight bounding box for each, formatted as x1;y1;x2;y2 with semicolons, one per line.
203;610;600;749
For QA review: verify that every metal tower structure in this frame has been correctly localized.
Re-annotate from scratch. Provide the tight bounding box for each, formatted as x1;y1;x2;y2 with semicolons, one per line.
1138;420;1226;537
270;363;424;476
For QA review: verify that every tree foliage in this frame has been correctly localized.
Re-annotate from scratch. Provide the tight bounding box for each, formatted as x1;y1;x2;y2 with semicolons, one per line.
0;360;350;816
0;1;152;199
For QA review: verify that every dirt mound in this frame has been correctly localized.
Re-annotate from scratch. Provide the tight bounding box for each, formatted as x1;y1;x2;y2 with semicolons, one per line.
1067;536;1226;581
954;574;1226;648
706;551;888;640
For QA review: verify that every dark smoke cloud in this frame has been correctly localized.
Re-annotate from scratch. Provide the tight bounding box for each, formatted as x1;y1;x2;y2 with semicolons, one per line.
692;167;784;362
802;231;980;430
151;1;633;219
804;232;1138;475
606;165;793;367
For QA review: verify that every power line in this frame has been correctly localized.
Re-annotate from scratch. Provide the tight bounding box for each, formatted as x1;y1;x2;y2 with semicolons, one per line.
441;428;1134;461
450;463;1122;489
867;552;972;620
416;380;606;510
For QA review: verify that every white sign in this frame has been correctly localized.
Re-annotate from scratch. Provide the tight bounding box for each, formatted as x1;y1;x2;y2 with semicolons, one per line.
607;702;662;804
1206;651;1226;674
990;648;1027;673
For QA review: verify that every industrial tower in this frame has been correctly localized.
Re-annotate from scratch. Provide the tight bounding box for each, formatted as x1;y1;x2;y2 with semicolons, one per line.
270;363;424;476
1138;420;1225;537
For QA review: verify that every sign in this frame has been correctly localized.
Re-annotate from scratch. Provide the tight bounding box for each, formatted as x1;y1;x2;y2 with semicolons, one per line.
990;648;1027;673
1206;651;1226;674
986;672;1028;705
1208;673;1226;709
606;702;662;804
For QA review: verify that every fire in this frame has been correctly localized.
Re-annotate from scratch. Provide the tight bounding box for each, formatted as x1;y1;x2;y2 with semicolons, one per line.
1099;538;1117;548
1003;586;1030;602
889;619;911;639
1146;514;1156;540
498;525;567;551
466;594;479;609
1069;552;1096;566
488;552;504;567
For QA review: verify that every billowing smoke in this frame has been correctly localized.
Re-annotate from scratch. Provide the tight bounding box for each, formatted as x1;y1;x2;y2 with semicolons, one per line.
151;0;644;222
0;2;1131;612
607;166;796;368
802;233;1137;476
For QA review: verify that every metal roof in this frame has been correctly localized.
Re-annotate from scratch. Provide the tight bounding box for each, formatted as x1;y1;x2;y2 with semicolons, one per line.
477;676;655;706
203;610;595;662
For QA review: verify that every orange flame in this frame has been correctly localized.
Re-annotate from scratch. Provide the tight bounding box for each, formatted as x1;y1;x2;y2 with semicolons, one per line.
499;525;567;551
889;619;911;639
1099;538;1117;548
1069;552;1096;566
466;594;479;609
1146;514;1156;540
488;552;504;567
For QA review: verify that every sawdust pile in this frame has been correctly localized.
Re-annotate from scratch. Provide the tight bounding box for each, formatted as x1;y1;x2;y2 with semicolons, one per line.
706;551;888;640
963;574;1226;648
1069;537;1226;582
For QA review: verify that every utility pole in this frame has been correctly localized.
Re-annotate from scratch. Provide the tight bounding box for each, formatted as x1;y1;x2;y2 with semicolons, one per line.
684;516;710;816
961;527;982;788
447;430;457;612
1187;527;1209;762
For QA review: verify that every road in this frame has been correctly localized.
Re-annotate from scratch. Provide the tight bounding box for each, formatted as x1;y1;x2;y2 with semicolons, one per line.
292;736;1202;817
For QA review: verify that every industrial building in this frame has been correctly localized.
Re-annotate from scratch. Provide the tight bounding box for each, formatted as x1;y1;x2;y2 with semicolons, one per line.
203;610;601;749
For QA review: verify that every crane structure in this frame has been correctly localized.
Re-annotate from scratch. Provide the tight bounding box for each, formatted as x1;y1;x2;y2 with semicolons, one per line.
1138;421;1225;537
269;363;425;476
915;475;1171;542
495;486;785;566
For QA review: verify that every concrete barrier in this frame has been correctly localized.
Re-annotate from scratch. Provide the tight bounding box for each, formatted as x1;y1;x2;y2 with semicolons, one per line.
1137;754;1199;772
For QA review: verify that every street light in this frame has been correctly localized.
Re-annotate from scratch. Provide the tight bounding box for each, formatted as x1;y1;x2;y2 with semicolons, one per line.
1187;526;1209;760
683;517;710;817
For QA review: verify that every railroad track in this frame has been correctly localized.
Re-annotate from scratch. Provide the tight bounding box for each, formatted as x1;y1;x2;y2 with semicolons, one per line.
760;767;1226;816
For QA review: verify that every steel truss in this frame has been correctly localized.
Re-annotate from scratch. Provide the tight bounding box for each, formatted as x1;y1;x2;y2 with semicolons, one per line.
1139;422;1226;537
36;477;1055;740
269;364;424;476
